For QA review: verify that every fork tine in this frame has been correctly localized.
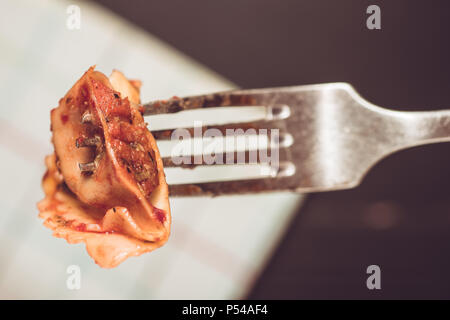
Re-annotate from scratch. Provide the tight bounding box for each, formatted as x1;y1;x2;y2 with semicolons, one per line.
168;162;297;196
152;119;287;140
142;92;257;116
162;147;291;168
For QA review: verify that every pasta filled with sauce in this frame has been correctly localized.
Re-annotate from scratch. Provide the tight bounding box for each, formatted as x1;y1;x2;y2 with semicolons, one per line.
37;67;170;268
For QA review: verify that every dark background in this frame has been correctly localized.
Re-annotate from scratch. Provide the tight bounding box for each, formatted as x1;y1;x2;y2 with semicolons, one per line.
93;0;450;299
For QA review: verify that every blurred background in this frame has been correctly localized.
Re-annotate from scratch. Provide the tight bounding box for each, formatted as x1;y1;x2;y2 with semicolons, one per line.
1;0;450;299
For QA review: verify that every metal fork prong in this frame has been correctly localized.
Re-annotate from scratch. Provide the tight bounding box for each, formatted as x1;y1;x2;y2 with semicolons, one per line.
168;161;296;196
162;147;290;168
154;83;448;196
143;92;258;116
152;119;287;141
81;111;93;124
78;161;97;173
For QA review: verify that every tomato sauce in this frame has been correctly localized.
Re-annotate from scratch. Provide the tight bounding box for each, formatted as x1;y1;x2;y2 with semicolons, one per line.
90;79;159;198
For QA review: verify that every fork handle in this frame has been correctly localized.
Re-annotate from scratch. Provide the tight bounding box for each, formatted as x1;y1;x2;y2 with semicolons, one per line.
395;110;450;149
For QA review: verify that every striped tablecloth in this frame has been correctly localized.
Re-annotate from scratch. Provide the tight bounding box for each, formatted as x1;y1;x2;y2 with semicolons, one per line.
0;0;304;299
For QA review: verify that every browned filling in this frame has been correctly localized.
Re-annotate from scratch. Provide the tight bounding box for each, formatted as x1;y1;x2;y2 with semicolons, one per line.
83;78;159;197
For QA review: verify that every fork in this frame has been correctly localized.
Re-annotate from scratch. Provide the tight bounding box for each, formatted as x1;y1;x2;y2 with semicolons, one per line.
143;83;450;196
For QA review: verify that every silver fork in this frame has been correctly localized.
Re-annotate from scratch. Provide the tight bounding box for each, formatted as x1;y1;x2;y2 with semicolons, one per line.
143;83;450;196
